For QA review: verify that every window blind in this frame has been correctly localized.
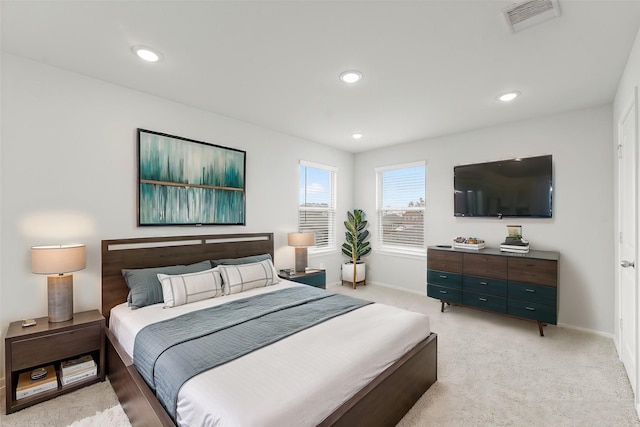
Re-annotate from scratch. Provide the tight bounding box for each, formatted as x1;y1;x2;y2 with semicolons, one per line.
376;162;425;250
299;161;337;250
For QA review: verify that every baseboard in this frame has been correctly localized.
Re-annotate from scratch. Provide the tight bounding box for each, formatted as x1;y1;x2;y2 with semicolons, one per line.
556;322;614;339
367;281;424;296
329;280;615;339
328;280;424;296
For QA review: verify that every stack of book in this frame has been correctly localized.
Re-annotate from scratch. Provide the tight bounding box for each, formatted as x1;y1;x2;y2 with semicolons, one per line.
16;365;58;399
500;237;530;253
60;355;97;386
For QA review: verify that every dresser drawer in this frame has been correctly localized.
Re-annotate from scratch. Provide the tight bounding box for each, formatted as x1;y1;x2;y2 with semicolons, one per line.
463;253;508;280
427;250;463;274
509;282;557;306
427;284;462;304
508;299;557;324
462;292;507;313
508;258;557;287
463;275;508;298
427;269;462;289
10;324;102;371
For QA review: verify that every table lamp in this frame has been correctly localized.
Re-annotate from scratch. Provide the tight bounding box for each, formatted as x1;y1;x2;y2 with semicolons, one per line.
31;244;86;323
288;232;316;272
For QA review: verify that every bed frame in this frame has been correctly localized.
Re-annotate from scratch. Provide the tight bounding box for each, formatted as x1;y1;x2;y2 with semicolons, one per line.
101;233;437;426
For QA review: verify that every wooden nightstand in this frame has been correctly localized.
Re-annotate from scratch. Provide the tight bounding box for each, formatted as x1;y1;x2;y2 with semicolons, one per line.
4;309;105;414
279;269;326;289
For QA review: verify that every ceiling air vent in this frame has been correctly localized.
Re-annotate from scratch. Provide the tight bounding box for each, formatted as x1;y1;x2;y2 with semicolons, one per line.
503;0;561;33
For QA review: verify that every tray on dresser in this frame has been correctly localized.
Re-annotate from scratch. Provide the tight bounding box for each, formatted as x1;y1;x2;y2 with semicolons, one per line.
453;242;485;250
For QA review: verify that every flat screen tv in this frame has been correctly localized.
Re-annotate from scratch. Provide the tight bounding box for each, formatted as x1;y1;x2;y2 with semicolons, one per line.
454;155;552;218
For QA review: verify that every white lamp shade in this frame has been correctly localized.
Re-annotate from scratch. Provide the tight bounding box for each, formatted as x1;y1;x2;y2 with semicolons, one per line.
288;232;316;247
31;244;86;274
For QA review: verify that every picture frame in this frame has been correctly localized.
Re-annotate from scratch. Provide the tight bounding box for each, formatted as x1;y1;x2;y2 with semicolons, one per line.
137;129;246;226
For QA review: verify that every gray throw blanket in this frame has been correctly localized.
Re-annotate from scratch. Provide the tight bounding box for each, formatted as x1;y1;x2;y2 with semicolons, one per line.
133;286;372;420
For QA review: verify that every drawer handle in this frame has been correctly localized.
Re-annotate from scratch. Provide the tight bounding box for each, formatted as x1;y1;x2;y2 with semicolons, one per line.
480;281;488;285
439;275;448;279
479;297;487;302
439;290;448;294
525;307;535;311
525;288;535;293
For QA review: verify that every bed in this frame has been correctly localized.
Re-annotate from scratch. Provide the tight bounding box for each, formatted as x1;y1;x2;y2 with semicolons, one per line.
102;233;437;426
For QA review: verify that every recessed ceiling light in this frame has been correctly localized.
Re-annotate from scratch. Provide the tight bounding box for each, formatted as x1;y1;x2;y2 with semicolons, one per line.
352;133;363;140
132;45;163;62
340;70;362;83
498;91;521;102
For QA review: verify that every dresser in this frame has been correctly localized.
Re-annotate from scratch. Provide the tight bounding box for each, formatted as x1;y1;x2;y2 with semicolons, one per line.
427;246;559;336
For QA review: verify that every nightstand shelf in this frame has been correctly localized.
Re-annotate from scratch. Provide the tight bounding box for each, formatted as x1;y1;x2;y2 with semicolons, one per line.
279;269;326;289
4;309;105;414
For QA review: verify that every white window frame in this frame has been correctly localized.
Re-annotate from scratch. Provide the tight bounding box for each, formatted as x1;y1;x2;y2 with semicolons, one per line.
298;160;337;254
375;161;426;256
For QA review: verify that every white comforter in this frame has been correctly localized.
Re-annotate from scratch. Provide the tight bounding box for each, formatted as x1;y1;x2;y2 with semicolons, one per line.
109;281;430;427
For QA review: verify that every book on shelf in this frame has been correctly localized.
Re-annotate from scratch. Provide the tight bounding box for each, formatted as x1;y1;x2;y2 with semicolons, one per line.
61;365;98;386
61;354;95;376
16;365;58;399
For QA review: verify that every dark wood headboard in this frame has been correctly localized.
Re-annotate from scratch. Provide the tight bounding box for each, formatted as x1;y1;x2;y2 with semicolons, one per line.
101;233;274;322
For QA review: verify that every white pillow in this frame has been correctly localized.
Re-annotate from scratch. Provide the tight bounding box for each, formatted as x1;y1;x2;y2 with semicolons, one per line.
219;259;280;295
157;267;223;307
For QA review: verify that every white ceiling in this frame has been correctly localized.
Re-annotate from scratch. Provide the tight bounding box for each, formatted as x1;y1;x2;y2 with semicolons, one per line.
2;1;640;153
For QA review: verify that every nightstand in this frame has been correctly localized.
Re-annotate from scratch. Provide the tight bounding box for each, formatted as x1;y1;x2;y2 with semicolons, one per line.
279;269;326;289
4;309;105;414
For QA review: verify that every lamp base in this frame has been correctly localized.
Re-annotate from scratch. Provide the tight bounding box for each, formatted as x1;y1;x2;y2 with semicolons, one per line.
294;247;308;272
48;274;73;323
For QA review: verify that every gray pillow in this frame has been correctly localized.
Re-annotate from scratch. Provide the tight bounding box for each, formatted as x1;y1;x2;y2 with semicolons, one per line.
211;253;272;267
122;260;212;308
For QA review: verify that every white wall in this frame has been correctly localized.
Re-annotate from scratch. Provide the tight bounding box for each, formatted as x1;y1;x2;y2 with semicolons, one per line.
354;105;615;335
0;53;354;378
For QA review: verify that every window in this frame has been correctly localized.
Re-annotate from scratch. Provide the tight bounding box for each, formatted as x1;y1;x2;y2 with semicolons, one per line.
376;162;425;251
299;161;337;251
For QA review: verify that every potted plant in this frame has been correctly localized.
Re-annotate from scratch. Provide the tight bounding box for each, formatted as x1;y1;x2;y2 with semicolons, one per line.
341;209;371;288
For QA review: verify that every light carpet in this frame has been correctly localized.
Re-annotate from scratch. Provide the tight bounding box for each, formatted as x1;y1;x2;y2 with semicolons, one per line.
1;283;639;426
0;379;129;426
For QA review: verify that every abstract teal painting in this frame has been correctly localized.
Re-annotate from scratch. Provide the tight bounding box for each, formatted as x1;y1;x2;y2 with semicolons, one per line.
137;129;246;225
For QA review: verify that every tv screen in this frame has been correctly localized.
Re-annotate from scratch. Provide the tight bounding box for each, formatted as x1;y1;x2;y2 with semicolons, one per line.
454;155;552;218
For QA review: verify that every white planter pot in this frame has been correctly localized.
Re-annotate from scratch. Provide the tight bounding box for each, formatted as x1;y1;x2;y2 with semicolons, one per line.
342;262;366;283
